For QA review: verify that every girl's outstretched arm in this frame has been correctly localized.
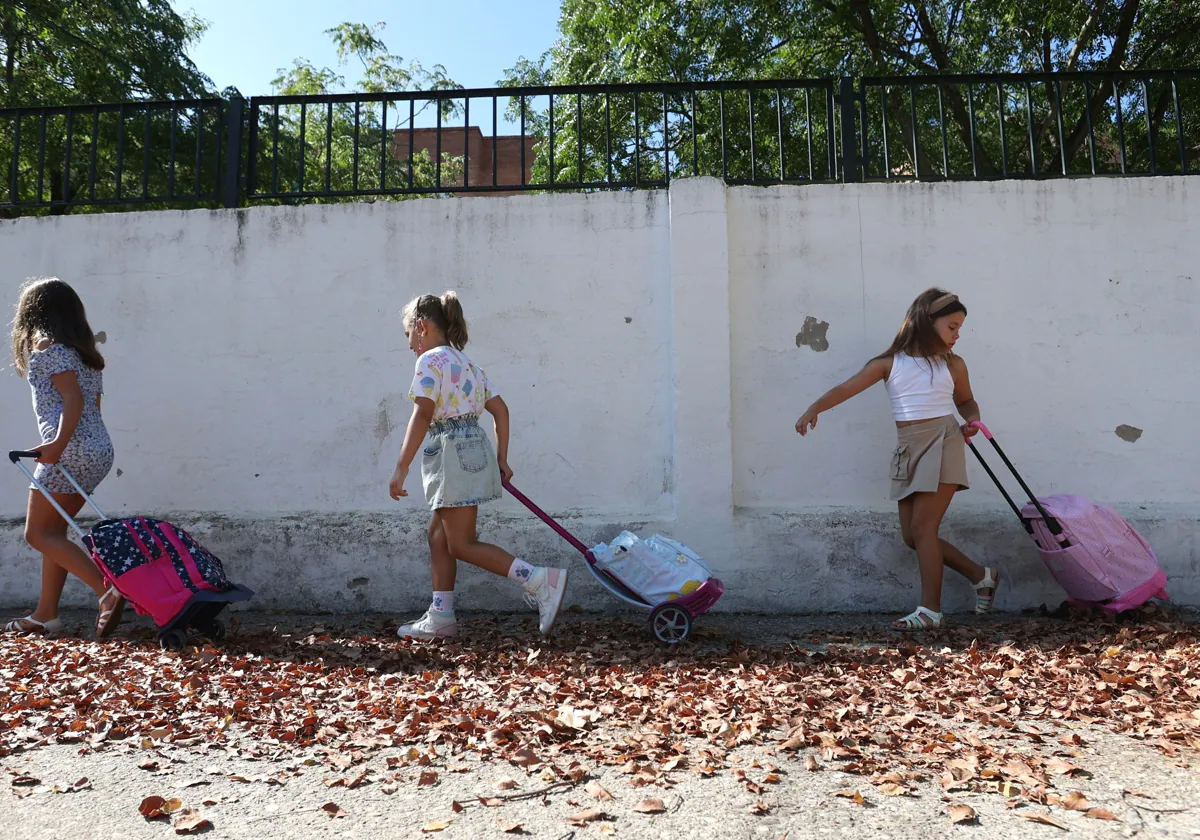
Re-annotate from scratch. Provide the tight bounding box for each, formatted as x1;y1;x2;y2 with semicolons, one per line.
390;398;435;499
949;356;982;436
484;395;512;482
795;357;890;436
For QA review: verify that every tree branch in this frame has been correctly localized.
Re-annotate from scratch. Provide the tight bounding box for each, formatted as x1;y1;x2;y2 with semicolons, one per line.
1064;7;1102;72
945;0;966;46
1061;0;1142;164
911;0;1000;174
2;10;18;101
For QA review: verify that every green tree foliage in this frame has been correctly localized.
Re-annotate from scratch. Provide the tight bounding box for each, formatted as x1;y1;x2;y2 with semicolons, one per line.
501;0;1200;184
1;0;217;214
1;0;212;105
251;22;464;202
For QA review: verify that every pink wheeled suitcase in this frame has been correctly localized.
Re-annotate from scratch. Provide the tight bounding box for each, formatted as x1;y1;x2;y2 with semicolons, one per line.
11;450;253;648
965;423;1168;613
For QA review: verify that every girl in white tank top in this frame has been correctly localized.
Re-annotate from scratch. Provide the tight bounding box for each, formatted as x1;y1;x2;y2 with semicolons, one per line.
794;288;1000;632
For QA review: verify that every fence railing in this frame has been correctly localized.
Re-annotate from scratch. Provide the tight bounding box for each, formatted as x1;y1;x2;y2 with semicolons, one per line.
2;70;1196;213
242;79;839;201
853;70;1199;181
1;99;230;210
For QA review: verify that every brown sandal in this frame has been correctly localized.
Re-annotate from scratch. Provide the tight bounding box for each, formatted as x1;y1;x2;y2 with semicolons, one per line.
96;587;126;637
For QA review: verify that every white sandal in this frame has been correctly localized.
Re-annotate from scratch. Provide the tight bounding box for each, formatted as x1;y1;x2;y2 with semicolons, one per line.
95;587;126;637
892;606;943;631
972;567;1001;614
3;615;64;636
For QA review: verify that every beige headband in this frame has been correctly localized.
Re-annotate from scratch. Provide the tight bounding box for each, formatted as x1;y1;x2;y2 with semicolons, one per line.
929;293;959;315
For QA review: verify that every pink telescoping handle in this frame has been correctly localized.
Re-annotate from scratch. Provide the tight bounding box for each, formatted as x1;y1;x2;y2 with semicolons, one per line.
502;480;592;558
966;420;993;439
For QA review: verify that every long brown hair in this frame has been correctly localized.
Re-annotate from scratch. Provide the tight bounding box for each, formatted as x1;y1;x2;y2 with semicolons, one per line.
11;277;105;377
401;290;469;350
872;287;967;363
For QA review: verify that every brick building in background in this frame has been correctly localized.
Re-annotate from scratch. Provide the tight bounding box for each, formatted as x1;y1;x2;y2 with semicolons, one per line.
396;127;538;195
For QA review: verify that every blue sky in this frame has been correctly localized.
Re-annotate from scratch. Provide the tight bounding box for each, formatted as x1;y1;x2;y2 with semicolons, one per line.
176;0;562;97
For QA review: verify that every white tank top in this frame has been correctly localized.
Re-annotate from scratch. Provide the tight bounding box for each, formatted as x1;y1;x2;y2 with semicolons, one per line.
885;353;956;421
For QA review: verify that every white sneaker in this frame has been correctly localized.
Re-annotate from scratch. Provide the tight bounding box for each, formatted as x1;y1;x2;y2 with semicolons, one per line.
397;610;458;640
523;568;568;635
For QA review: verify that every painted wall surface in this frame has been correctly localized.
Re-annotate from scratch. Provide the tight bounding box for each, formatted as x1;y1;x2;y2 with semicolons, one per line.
1;177;1196;617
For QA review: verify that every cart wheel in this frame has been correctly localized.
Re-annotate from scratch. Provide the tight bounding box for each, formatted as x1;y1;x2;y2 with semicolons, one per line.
650;603;692;644
159;629;188;651
200;620;226;642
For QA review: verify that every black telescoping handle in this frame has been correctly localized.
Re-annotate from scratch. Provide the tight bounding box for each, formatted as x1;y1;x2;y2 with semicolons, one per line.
8;450;42;463
965;422;1068;543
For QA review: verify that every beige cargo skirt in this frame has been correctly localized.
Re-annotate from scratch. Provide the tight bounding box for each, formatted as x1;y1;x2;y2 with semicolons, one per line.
889;415;969;501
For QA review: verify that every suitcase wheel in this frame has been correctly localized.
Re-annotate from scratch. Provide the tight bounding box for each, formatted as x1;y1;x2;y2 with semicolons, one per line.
649;603;691;645
159;628;188;651
199;620;226;642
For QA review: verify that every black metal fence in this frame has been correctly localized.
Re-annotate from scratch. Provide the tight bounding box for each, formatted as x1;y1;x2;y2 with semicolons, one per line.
1;99;230;211
2;70;1196;214
852;70;1199;181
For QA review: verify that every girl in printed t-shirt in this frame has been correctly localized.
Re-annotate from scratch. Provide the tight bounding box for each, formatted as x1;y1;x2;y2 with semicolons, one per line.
794;288;1000;631
388;292;568;639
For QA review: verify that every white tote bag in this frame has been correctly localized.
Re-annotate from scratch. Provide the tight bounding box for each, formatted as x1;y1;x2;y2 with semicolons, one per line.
590;531;711;605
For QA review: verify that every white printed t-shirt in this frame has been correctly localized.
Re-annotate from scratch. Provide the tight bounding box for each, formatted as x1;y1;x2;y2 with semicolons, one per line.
408;346;497;421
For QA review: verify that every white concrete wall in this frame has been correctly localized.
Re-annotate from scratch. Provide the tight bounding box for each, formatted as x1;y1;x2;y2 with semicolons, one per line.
2;177;1197;617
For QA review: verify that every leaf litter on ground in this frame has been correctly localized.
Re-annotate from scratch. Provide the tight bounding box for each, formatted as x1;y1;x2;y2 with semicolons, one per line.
0;606;1196;827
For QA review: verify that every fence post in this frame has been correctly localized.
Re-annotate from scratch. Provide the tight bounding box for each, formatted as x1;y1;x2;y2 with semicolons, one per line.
838;77;860;183
222;97;244;208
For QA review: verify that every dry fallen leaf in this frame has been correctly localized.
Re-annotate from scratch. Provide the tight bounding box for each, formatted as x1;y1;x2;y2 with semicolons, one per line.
749;800;770;815
633;798;666;814
834;790;866;806
948;804;977;824
421;819;454;832
495;778;520;791
172;809;211;835
418;771;439;787
1046;758;1087;777
1086;808;1118;821
1021;811;1070;830
876;782;909;797
320;802;347;818
1061;791;1091;812
511;748;540;768
568;808;609;825
140;796;169;819
585;781;615;801
499;822;524;834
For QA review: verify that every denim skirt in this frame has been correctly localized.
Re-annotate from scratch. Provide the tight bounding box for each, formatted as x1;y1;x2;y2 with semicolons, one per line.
420;415;503;510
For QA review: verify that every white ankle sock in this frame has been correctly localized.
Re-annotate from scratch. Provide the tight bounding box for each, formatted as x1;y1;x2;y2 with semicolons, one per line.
507;558;535;584
431;591;455;614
